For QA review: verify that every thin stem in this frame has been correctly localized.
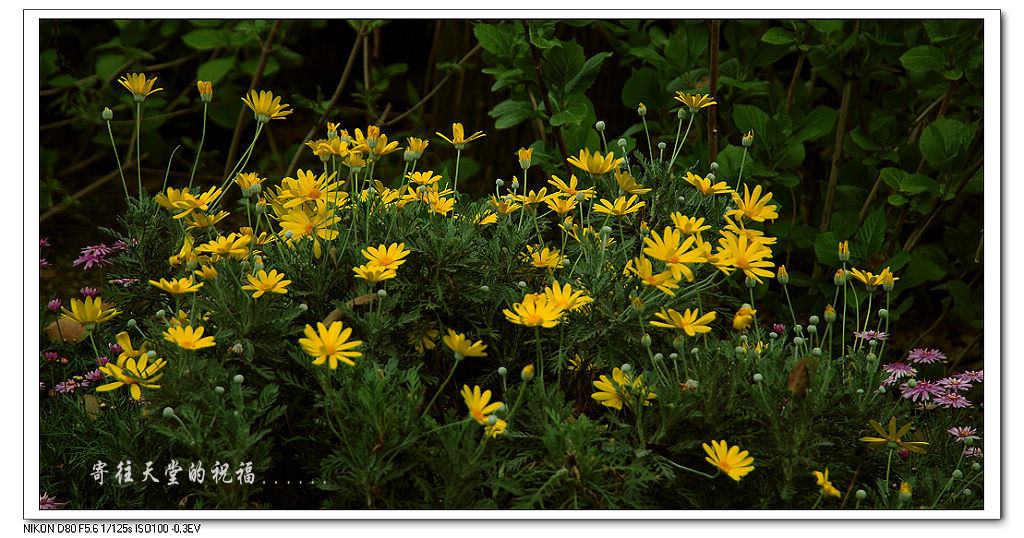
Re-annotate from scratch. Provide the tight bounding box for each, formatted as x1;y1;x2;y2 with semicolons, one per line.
188;103;208;190
422;356;461;416
136;102;143;199
667;114;694;171
105;120;129;200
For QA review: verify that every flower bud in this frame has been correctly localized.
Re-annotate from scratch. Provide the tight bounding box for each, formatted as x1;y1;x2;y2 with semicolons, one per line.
657;142;666;151
855;489;867;500
126;319;137;328
706;172;716;181
971;463;981;471
834;269;847;286
710;162;719;172
517;281;527;289
102;107;114;121
690;348;699;356
811;347;822;357
776;265;790;285
745;276;758;288
488;414;498;426
856;388;864;394
497;366;507;377
878;309;888;319
807;325;817;335
961;488;973;497
232;374;244;384
147;350;157;358
824;305;837;323
521;364;535;382
677;109;685;119
595;120;606;132
906;378;917;388
653;352;664;361
620;363;632;374
752;373;763;383
214;386;225;395
734;346;745;355
479;285;489;292
284;231;293;239
669;353;678;360
617;138;627;148
809;315;819;325
495;178;505;188
769;332;778;339
162;407;175;418
952;469;963;479
794;324;803;334
837;241;850;262
963;437;974;446
793;337;805;346
511;179;519;190
497;404;507;413
739;335;748;342
640;334;652;347
575;192;586;202
298;303;308;311
742;130;754;147
377;289;387;298
232;343;244;355
155;309;166;319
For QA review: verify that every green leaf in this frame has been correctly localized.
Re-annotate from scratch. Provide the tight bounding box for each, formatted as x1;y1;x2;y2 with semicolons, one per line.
919;118;977;169
473;23;515;57
182;28;226;50
808;20;844;35
774;142;805;169
627;46;672;72
761;27;795;45
829;211;858;239
855;207;886;257
900;45;946;73
814;231;840;267
732;104;770;137
541;40;585;90
488;99;535;129
887;193;908;206
900;174;939;195
880;167;906;189
620;67;663;109
773;173;801;188
94;53;127;81
565;52;611;95
549;98;589;127
793;106;837;143
197;56;236;85
848;130;882;151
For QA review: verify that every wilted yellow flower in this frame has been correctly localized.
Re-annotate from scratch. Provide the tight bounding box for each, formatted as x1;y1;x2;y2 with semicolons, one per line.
196;80;213;102
733;305;757;331
517;147;533;169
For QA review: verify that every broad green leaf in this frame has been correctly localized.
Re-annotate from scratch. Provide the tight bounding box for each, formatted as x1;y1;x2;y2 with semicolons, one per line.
919;118;977;169
541;41;585;96
900;45;946;73
197;56;235;85
813;231;841;267
855;207;886;257
473;23;515;57
182;28;226;50
488;99;535;129
774;142;805;169
565;52;611;95
94;53;127;81
761;27;795;45
900;174;939;195
732;104;770;137
793;106;838;143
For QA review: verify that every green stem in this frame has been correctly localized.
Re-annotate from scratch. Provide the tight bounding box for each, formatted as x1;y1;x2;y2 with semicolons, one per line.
105;120;129;200
136;102;143;199
188;103;208;190
667;114;694;171
422;356;461;416
734;147;749;192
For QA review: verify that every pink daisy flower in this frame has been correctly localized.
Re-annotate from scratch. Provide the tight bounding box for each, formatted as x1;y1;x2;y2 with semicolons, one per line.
43;351;59;362
39;492;66;510
907;348;946;364
40;258;52;268
937;376;973;392
39;238;51;248
80;286;100;298
958;370;984;383
935;391;972;409
900;380;945;402
854;330;888;342
964;447;983;458
84;369;105;383
946;426;980;442
772;323;786;334
46;299;61;312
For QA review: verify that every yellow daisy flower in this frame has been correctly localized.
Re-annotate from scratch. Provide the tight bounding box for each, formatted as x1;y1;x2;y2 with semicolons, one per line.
567;148;623;175
118;73;163;102
362;242;410;270
61;297;120;326
97;355;166;400
682;171;734;196
650;307;716;336
592;367;656;410
149;276;203;295
242;269;291;298
241;89;293;123
593;195;645;217
163;325;216;351
436;122;486;150
298;321;363;369
703;440;755;482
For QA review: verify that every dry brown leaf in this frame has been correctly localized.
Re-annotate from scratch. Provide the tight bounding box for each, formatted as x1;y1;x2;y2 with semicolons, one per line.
43;318;87;343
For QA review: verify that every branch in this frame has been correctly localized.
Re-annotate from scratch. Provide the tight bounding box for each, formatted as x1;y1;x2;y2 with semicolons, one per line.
223;20;281;176
384;43;482;128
